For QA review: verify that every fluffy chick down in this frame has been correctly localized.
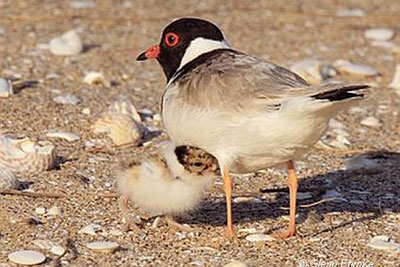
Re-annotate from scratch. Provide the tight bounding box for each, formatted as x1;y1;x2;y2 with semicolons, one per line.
116;142;219;216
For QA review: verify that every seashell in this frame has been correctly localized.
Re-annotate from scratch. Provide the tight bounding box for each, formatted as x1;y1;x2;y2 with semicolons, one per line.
53;94;80;105
50;246;66;256
290;59;323;84
86;241;119;253
107;96;141;122
389;64;400;95
333;59;378;77
367;236;400;252
224;261;249;267
0;77;13;98
83;71;105;85
233;196;262;204
92;114;142;146
0;165;19;189
45;131;81;142
8;250;46;265
70;1;95;9
336;9;365;17
92;97;143;146
361;116;382;128
33;239;56;250
35;207;46;215
49;30;82;56
364;28;395;41
0;134;56;173
78;223;101;236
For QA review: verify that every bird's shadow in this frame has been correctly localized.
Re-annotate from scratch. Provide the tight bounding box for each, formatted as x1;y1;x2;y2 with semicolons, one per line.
181;150;400;235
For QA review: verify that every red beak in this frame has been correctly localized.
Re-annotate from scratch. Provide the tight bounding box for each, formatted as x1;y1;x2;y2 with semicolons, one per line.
137;45;160;61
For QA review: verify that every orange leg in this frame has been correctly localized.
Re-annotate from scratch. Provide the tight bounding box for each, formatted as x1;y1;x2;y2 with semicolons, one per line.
222;165;236;239
274;160;298;239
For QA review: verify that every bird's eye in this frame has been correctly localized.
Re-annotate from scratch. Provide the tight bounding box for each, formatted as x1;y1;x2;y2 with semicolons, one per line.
165;32;179;47
193;162;203;167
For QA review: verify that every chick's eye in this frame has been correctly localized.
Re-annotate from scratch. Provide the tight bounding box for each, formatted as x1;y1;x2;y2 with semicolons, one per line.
165;32;179;47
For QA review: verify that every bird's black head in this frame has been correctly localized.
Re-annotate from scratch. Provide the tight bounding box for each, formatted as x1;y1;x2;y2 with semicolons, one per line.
137;18;227;82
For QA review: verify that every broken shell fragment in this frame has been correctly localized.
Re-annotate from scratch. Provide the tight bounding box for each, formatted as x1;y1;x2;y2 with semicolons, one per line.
92;97;143;146
8;250;46;265
0;134;56;173
333;60;378;76
83;71;105;85
0;165;19;189
86;241;119;253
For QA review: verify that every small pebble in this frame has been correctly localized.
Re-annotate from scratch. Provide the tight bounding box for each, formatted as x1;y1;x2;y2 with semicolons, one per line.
245;233;276;242
333;60;378;76
8;250;46;265
35;207;46;215
49;30;82;56
364;28;395;41
0;77;13;98
86;241;119;253
53;94;81;105
46;131;81;142
47;206;61;216
367;236;400;252
82;107;91;115
233;196;262;204
361;116;382;128
83;71;105;85
50;246;66;256
224;261;249;267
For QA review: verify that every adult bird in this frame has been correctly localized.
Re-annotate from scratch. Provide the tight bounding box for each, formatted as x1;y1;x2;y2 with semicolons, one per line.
136;17;368;239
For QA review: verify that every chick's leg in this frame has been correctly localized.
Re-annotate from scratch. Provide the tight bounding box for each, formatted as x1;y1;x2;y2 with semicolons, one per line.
274;160;298;238
165;215;195;232
118;194;143;233
222;165;236;239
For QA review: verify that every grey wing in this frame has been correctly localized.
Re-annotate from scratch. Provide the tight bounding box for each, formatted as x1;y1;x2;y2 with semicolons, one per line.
176;51;310;112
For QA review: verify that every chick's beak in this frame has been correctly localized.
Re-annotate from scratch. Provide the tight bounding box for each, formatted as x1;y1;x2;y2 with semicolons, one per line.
136;45;160;61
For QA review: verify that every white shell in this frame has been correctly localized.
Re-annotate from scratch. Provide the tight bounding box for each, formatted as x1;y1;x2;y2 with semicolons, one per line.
53;94;81;105
83;71;105;85
336;9;365;17
389;64;400;95
245;234;276;242
33;239;55;250
0;77;13;98
70;1;95;9
361;116;382;128
233;196;262;204
0;135;56;173
364;28;395;41
367;236;400;252
45;131;81;142
92;97;143;146
8;250;46;265
0;165;19;189
50;246;66;256
86;241;119;253
333;60;378;76
49;30;82;56
78;223;101;236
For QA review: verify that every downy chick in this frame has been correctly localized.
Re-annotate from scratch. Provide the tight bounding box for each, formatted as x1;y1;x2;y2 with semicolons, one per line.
117;141;219;232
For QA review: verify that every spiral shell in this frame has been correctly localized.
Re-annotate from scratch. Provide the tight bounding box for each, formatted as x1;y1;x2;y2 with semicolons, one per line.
0;165;19;189
92;97;143;146
0;135;56;173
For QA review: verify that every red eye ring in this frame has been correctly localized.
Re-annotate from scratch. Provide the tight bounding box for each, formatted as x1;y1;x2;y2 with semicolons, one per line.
165;32;179;47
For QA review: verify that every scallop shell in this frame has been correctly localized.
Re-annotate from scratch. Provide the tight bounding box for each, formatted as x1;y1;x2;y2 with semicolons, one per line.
0;135;56;173
92;114;142;146
92;97;143;146
0;165;19;189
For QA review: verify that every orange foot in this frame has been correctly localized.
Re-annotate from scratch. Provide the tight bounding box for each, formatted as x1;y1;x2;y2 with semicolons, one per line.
272;228;296;239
